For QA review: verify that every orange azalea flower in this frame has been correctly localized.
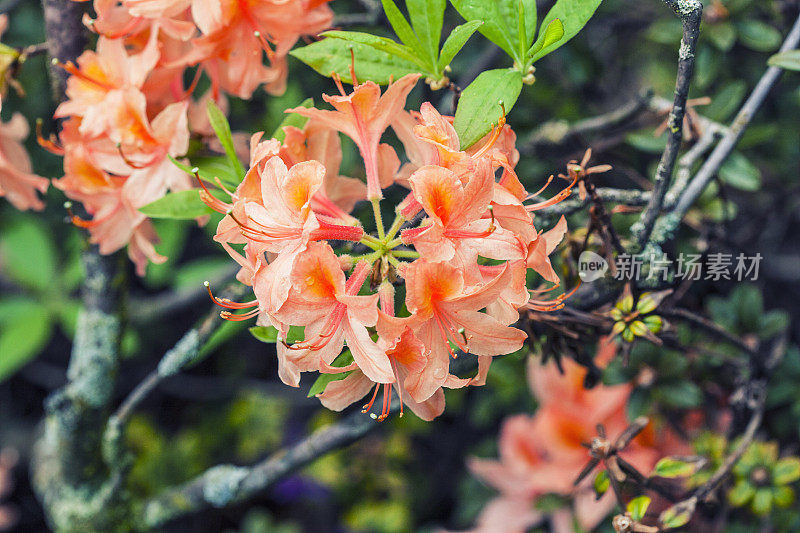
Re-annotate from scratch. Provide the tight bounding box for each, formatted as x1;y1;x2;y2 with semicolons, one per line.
393;260;527;402
185;0;333;98
318;283;446;421
288;73;420;200
205;91;572;420
279;121;367;222
401;161;527;283
54;34;160;136
0;111;48;211
272;242;392;386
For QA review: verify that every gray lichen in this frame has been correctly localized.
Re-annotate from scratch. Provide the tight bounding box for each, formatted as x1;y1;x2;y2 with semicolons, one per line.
67;309;120;408
202;465;249;508
157;329;201;377
679;39;694;60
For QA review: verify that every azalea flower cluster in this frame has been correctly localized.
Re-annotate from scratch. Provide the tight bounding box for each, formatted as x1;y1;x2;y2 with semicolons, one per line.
203;71;575;421
34;0;332;273
463;341;689;533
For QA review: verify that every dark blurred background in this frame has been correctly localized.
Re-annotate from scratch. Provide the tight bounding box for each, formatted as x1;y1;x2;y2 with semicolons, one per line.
1;0;799;531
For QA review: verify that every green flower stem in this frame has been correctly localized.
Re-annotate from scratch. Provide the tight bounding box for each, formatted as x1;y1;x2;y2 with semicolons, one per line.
392;250;420;259
359;235;382;250
385;237;404;249
371;198;385;239
384;213;406;242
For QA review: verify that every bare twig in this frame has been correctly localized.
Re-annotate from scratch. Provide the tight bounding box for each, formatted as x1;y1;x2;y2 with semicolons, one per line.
634;0;703;248
664;123;724;208
521;90;654;156
108;282;248;431
537;187;652;220
661;308;757;358
128;263;239;323
139;407;387;528
672;13;800;219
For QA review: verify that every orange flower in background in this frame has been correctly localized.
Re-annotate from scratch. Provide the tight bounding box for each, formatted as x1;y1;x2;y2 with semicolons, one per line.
186;0;333;98
0;111;48;211
465;344;688;533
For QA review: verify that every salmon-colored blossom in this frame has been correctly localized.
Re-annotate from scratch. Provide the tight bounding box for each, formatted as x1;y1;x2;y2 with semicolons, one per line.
288;73;420;200
184;0;333;98
464;346;689;533
200;77;572;420
0;112;48;211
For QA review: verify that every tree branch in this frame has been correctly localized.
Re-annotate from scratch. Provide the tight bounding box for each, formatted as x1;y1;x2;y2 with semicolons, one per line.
672;13;800;219
139;403;388;528
107;282;248;433
633;0;702;248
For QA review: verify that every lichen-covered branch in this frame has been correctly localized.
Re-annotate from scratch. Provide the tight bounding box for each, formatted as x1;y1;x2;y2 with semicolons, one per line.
653;12;800;244
30;2;127;531
107;282;247;433
672;13;800;219
633;0;702;248
138;407;386;529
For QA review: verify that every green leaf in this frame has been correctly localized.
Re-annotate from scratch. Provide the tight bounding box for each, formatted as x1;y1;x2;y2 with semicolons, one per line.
527;18;565;61
272;98;314;142
249;325;305;344
706;22;736;52
626;131;668;153
768;50;800;71
626;386;651;419
291;38;421;85
192;156;242;189
0;217;58;292
381;0;425;55
719;152;761;191
653;457;698;478
170;155;240;190
139;189;223;220
759;311;789;338
529;0;603;62
737;20;782;52
307;350;356;397
322;30;425;69
206;99;245;178
438;20;483;71
659;503;693;529
450;0;538;63
751;488;774;516
593;470;610;496
655;380;703;409
198;319;248;359
703;81;747;122
407;0;445;63
627;495;651;522
773;486;795;508
454;68;523;149
727;479;756;507
0;306;52;382
773;457;800;485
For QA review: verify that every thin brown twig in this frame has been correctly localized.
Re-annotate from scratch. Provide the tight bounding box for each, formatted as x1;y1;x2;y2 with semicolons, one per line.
634;0;703;248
